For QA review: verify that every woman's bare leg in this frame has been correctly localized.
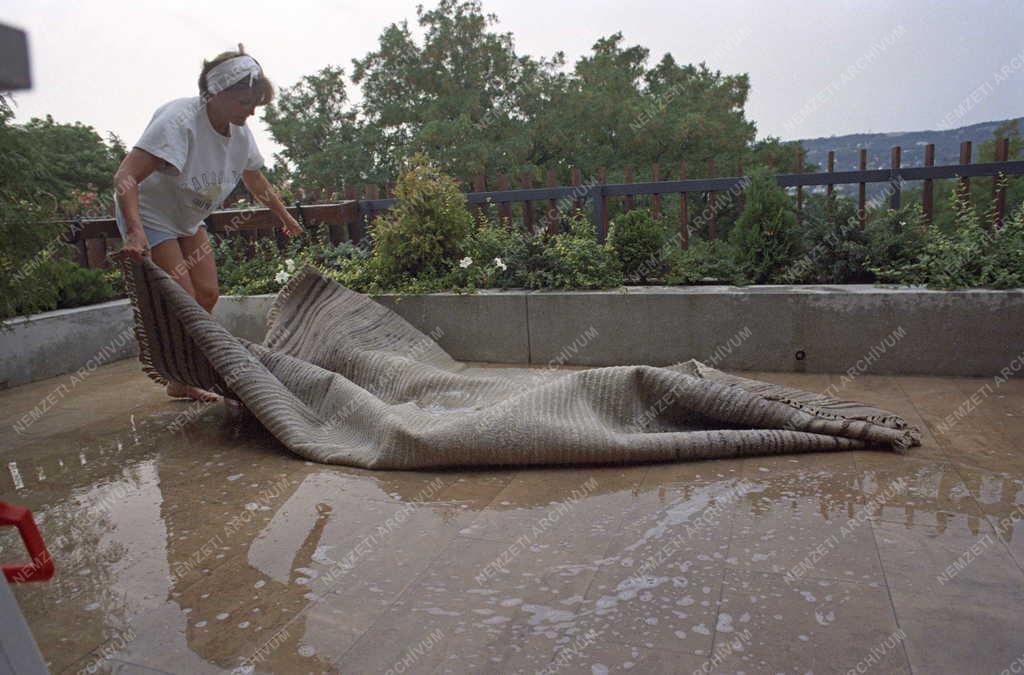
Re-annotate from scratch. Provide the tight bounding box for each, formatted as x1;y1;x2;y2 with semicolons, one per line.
150;237;220;402
178;227;219;312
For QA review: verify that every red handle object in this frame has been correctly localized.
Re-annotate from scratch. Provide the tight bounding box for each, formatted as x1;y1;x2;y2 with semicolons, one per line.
1;501;54;583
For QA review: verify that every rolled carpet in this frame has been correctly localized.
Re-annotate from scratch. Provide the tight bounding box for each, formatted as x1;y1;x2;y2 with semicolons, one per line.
119;256;920;469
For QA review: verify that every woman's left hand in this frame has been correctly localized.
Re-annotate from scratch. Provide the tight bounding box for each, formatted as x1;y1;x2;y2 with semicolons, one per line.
281;212;304;237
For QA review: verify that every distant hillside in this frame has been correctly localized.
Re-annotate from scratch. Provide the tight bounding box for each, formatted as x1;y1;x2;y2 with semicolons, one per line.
796;117;1021;199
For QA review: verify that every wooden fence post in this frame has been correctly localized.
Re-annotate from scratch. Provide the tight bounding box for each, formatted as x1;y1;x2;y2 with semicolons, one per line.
706;158;717;241
343;186;362;244
592;175;607;243
496;173;512;224
624;164;636;211
364;185;379;239
679;159;689;249
651;163;662;219
545;169;559;234
520;170;535;231
571;167;582;212
736;158;745;212
598;166;609;236
959;141;972;203
922;144;935;227
994;137;1009;229
472;174;487;220
858;149;867;229
795;149;803;226
890;146;902;210
826;151;835;198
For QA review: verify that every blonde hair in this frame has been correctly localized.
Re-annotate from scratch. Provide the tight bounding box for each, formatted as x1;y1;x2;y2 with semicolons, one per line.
198;43;275;104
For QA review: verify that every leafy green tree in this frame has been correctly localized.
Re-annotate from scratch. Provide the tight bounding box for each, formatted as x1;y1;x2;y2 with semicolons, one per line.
0;96;120;320
263;65;372;192
265;0;774;191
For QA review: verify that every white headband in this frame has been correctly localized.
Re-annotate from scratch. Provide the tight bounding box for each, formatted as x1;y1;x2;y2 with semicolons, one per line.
205;55;262;96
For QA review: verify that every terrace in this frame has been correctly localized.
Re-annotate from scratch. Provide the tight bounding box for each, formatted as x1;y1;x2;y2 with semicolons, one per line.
2;355;1022;673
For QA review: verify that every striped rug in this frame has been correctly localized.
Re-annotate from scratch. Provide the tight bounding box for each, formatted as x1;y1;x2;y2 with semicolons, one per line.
120;256;920;469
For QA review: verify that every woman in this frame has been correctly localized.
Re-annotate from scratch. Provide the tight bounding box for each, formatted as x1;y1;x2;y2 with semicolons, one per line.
115;46;302;401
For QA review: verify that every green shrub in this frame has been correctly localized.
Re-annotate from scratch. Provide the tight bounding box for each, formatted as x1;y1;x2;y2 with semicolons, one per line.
868;186;1024;289
607;209;673;282
369;153;473;286
213;223;363;295
53;260;114;308
728;167;800;283
502;229;555;289
451;214;520;289
986;205;1024;289
665;239;743;285
535;211;623;290
863;203;928;284
786;194;871;284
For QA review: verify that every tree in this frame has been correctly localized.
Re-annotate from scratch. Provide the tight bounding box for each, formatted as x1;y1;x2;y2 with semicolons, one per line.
265;0;782;193
263;65;371;194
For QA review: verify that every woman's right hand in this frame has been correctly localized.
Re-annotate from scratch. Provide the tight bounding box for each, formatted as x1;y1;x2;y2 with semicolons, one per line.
123;229;150;261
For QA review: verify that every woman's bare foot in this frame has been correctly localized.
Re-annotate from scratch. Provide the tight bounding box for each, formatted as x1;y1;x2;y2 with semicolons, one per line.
166;381;221;402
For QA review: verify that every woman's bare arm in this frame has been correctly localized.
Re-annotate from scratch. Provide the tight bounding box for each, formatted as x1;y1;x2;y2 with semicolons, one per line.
242;169;303;236
114;148;168;258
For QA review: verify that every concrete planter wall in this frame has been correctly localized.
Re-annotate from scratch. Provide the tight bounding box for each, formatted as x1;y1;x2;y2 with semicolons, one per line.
375;286;1024;378
0;297;274;389
3;285;1022;389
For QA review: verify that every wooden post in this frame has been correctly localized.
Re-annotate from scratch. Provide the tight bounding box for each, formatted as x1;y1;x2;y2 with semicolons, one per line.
858;148;867;229
922;144;935;227
85;236;107;269
496;173;512;224
736;157;745;212
70;218;88;267
706;158;717;241
473;174;487;219
890;146;902;210
826;150;835;198
571;167;582;212
959;141;972;203
592;174;607;243
598;166;609;236
795;149;803;226
520;170;535;231
545;169;559;234
344;185;361;243
364;184;379;229
994;137;1009;229
651;163;662;219
679;159;690;249
624;164;636;211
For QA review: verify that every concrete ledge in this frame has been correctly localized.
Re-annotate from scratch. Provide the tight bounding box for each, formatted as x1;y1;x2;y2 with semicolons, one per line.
524;286;1024;376
381;285;1023;378
372;292;530;364
2;285;1022;388
0;296;276;389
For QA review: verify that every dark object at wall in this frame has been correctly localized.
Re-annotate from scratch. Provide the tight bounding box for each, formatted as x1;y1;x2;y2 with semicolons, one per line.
0;23;31;90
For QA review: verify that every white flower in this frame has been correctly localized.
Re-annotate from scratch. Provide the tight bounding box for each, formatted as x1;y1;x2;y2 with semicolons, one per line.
285;258;296;272
459;256;473;268
275;270;291;284
493;257;507;271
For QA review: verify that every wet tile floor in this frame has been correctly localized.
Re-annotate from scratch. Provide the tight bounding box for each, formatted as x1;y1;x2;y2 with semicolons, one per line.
1;359;1022;674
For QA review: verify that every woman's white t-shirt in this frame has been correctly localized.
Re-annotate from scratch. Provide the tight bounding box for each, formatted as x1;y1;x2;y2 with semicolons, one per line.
116;96;264;237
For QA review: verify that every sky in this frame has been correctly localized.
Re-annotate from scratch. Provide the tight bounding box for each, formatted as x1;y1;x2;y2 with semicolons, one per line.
2;0;1022;166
